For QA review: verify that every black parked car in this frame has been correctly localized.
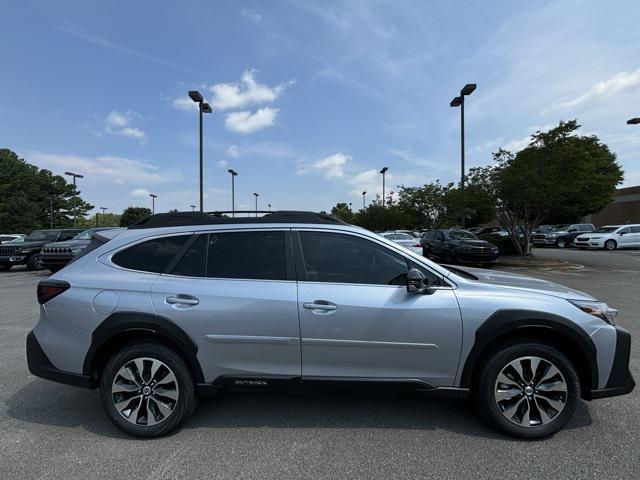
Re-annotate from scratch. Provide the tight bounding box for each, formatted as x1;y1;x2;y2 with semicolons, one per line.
40;227;121;272
421;229;499;265
0;229;83;271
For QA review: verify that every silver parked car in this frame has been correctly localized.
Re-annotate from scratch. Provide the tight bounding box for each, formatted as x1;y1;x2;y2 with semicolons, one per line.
380;231;423;254
27;211;634;438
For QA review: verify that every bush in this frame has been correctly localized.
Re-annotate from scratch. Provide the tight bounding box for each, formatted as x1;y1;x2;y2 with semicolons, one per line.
480;233;518;255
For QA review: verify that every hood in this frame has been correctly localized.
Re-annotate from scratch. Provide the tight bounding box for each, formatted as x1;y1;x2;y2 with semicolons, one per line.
43;239;89;248
8;240;50;249
450;239;496;248
450;266;594;300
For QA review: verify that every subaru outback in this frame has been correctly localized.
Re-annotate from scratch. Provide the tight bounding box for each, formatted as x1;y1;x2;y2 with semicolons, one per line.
27;211;634;438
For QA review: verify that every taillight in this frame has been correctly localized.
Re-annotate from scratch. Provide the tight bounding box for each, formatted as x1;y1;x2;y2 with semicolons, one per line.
37;280;70;304
414;243;422;247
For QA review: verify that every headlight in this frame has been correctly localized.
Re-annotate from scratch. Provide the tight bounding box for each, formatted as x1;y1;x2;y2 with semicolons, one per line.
70;247;83;254
21;249;32;254
569;300;618;325
547;233;557;238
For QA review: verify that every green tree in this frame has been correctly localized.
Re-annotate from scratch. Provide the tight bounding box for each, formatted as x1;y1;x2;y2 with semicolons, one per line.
471;120;623;254
330;202;354;222
0;149;93;232
396;182;449;229
78;212;122;228
119;207;152;227
442;183;496;228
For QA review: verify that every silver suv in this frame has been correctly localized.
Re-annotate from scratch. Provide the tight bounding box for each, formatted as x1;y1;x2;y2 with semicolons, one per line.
27;211;634;438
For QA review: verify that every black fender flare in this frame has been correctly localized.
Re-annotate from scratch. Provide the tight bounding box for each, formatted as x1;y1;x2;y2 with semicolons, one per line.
459;309;598;390
82;311;204;384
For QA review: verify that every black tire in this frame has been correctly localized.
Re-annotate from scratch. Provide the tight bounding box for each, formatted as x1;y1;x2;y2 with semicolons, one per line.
0;263;12;271
604;239;617;251
100;342;197;438
555;238;567;249
474;342;580;439
25;253;43;271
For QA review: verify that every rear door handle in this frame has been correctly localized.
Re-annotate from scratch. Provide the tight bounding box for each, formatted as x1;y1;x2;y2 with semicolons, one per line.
303;300;337;311
166;295;199;306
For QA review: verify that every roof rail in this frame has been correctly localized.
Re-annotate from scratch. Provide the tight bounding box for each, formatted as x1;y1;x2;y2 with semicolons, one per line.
127;210;348;229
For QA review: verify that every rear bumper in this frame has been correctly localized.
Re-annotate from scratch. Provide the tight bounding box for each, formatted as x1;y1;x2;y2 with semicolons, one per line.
26;331;92;388
589;326;635;399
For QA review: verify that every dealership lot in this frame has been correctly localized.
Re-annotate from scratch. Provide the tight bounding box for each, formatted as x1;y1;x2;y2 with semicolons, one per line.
1;251;638;479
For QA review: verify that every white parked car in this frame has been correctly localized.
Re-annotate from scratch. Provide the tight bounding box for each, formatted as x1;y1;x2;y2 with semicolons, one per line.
0;234;25;244
380;232;423;254
574;225;640;250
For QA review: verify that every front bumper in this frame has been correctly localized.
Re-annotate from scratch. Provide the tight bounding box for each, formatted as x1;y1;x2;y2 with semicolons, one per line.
590;326;635;399
26;331;92;388
0;255;26;264
532;237;557;245
40;253;74;266
455;250;499;264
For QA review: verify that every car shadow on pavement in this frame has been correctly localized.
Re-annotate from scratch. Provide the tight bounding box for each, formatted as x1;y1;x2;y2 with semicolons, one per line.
7;380;593;440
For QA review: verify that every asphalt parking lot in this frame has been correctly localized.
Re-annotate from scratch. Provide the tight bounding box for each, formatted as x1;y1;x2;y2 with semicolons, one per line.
1;250;638;480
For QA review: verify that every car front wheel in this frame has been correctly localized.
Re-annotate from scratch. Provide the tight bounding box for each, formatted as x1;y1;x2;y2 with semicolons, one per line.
100;342;197;438
555;238;567;248
475;342;580;439
25;253;43;271
604;239;617;251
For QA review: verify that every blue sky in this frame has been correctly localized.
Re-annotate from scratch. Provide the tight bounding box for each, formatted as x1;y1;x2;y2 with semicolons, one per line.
1;0;639;215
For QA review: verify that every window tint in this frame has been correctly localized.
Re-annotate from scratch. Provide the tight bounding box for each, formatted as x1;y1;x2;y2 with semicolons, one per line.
207;231;286;280
299;231;423;286
619;227;631;234
172;235;207;277
112;235;189;273
631;226;640;233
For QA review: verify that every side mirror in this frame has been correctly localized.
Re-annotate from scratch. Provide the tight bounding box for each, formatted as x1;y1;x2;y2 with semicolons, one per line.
619;231;626;236
407;268;431;294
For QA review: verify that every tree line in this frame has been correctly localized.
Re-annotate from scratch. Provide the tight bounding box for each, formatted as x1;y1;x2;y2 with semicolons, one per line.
331;121;623;255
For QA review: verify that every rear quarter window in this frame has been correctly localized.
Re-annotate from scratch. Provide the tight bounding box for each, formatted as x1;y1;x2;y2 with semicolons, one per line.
112;235;189;273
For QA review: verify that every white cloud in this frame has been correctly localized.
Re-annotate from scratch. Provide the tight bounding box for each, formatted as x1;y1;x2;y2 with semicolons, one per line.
130;188;151;198
226;145;240;157
225;142;295;158
225;107;278;133
313;153;350;179
210;70;293;110
216;160;229;168
502;135;532;153
28;151;178;186
548;68;640;111
172;97;199;111
348;168;393;197
241;8;263;24
104;110;146;142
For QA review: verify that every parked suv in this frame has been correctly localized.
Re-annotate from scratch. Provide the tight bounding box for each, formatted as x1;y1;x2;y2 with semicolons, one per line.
574;224;640;250
27;211;634;438
40;227;122;272
532;224;595;248
0;228;82;271
421;229;499;265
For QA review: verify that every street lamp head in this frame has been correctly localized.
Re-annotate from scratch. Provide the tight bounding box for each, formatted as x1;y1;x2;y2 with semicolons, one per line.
380;167;388;174
461;83;476;96
228;169;238;176
450;96;462;107
627;118;640;125
362;191;367;195
149;193;157;198
202;103;213;113
188;90;203;103
253;192;259;197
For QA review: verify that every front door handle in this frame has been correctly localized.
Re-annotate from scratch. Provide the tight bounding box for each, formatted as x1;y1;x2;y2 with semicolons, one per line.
166;294;199;306
303;300;337;312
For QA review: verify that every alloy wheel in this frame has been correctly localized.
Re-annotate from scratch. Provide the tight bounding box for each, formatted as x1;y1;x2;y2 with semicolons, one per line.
111;357;179;426
494;356;567;427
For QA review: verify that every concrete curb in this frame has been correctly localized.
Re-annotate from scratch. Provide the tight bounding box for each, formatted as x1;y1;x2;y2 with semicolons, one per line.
497;255;584;270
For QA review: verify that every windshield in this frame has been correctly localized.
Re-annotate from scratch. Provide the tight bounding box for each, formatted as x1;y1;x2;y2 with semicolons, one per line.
447;230;478;240
74;229;94;240
552;224;570;232
25;230;59;241
593;227;619;233
383;233;413;241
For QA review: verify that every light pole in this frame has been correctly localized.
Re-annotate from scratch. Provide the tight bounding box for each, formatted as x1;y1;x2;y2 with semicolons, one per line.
189;91;213;212
190;204;196;212
268;203;272;212
149;193;157;214
349;202;352;212
362;191;367;210
228;169;238;217
380;167;388;207
49;197;54;228
627;118;640;125
253;192;259;217
450;83;476;228
98;207;107;226
64;171;84;227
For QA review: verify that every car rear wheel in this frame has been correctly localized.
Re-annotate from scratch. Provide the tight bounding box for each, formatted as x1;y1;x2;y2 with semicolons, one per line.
100;343;197;438
475;342;580;439
604;239;617;251
25;253;43;271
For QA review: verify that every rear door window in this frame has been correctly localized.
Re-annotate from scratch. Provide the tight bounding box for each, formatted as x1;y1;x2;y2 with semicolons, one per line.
206;231;286;280
112;235;190;273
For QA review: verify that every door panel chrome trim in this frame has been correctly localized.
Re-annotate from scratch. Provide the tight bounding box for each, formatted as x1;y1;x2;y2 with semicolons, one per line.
205;334;299;345
302;338;439;349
